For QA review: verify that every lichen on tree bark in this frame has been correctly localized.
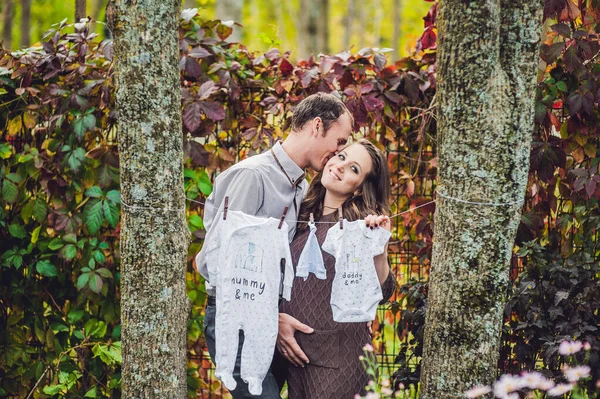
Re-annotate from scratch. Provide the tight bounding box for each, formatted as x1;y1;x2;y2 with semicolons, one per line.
111;0;190;397
419;1;543;398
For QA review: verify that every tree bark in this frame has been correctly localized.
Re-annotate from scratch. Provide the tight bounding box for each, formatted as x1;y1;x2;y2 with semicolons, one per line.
111;0;189;397
20;0;30;48
343;0;354;50
297;0;328;59
392;0;400;60
215;0;243;42
317;0;329;54
419;1;543;398
75;0;86;21
2;0;14;49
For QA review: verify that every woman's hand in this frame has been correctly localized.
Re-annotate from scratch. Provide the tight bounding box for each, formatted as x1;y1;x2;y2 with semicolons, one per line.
277;313;314;367
364;214;391;231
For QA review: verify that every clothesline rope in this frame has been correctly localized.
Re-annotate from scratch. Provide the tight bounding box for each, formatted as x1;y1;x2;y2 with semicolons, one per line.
120;188;523;224
436;189;525;206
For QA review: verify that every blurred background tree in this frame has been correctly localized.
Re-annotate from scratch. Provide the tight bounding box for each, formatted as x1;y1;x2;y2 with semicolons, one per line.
0;0;431;60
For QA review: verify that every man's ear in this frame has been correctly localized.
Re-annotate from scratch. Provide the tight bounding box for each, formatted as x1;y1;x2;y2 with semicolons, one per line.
311;117;322;137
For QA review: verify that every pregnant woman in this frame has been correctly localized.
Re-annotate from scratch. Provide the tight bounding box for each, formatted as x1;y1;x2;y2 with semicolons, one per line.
277;139;396;398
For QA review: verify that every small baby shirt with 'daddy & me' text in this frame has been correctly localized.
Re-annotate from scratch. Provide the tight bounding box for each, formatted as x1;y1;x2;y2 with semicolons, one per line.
322;219;391;323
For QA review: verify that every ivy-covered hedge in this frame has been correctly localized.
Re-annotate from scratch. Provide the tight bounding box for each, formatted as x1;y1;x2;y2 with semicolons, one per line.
1;1;599;397
0;11;435;397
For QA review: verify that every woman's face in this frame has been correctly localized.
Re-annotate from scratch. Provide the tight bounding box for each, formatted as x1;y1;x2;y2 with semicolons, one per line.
321;143;373;198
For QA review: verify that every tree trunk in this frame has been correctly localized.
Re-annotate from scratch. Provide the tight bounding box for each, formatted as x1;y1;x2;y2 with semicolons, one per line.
419;1;543;398
343;0;354;50
317;0;328;54
297;0;328;59
75;0;86;21
392;0;400;60
2;0;13;49
111;0;189;396
215;0;243;42
20;0;30;48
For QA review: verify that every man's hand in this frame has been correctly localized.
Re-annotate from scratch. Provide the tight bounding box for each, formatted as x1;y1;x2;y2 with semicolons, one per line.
277;313;314;367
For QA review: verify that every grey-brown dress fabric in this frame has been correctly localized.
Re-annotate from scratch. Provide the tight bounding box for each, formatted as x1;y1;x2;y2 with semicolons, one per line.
278;212;396;399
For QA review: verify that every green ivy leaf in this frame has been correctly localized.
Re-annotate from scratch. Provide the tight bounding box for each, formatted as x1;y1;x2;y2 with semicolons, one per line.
9;224;27;239
88;273;103;294
42;385;63;395
68;310;85;324
31;225;41;244
92;249;105;264
105;190;120;204
85;319;107;338
198;170;213;196
63;233;77;244
85;200;104;234
85;186;103;198
77;272;91;290
103;200;119;228
33;198;47;222
61;244;77;260
84;386;98;398
0;143;12;159
188;214;204;230
2;180;18;203
5;173;23;183
36;260;57;277
48;238;64;250
96;267;113;278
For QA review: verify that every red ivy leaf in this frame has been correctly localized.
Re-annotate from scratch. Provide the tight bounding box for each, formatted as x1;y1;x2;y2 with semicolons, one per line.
540;42;565;64
188;46;211;58
199;101;226;121
280;58;294;76
184;140;210;166
418;27;437;51
183;102;202;132
585;179;596;198
197;80;218;100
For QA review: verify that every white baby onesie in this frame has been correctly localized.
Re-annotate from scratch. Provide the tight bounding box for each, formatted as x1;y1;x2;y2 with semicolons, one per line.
202;210;294;395
322;219;391;323
296;221;326;280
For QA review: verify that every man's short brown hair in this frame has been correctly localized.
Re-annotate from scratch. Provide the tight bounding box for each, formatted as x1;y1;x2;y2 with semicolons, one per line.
291;92;353;135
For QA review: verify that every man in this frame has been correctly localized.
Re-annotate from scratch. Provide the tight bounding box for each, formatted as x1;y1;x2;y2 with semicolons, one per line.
195;92;354;398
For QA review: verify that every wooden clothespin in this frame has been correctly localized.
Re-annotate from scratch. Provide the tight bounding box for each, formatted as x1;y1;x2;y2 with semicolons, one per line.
309;212;314;224
338;207;343;229
278;206;289;229
223;196;229;220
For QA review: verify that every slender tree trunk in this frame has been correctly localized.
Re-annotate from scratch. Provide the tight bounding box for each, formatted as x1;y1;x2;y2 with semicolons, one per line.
419;1;543;398
75;0;86;20
317;0;328;54
91;0;105;22
373;0;383;48
2;0;13;49
111;0;189;396
392;0;400;60
20;0;30;48
216;0;243;42
344;0;354;50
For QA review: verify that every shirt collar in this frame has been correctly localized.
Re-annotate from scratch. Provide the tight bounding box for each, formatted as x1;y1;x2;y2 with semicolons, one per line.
272;141;305;187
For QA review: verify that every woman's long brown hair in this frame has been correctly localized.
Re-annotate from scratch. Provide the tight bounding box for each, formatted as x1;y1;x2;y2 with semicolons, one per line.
296;139;390;233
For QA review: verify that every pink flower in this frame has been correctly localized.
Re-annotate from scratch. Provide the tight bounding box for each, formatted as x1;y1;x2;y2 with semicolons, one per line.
494;374;524;397
465;385;492;398
520;371;554;390
583;341;591;350
363;344;374;352
365;392;380;399
547;383;575;396
558;340;583;355
563;365;591;382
